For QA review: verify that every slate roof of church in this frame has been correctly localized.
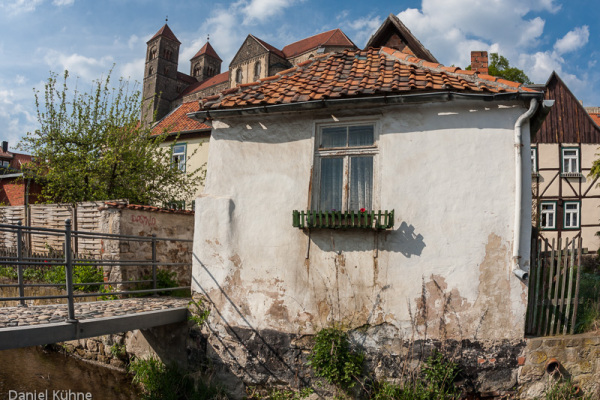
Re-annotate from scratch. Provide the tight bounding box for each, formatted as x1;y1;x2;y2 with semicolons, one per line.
179;71;229;98
149;24;181;44
198;47;539;111
282;29;356;58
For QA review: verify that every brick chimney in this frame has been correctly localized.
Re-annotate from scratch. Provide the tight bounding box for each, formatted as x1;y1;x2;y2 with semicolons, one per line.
471;51;488;74
1;141;7;153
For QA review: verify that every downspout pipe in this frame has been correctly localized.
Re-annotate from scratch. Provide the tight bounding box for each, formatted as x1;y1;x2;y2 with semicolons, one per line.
513;98;538;280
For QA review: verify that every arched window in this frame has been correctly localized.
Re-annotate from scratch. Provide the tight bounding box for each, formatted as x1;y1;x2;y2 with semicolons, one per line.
164;49;172;60
254;62;261;81
148;66;154;75
164;66;170;75
193;64;200;77
235;68;243;84
149;47;157;61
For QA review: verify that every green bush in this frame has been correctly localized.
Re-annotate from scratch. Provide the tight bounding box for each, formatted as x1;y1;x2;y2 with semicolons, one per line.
308;328;364;389
371;350;460;400
44;264;103;293
129;356;228;400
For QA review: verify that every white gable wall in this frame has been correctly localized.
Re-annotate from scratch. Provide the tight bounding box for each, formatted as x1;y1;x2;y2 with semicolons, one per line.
192;99;532;343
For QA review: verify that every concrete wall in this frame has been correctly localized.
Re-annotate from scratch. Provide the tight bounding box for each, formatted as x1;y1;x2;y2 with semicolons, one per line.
99;205;194;285
191;100;534;388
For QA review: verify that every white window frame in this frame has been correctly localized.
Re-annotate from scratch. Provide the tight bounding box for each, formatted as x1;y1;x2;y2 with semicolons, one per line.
312;121;379;212
563;201;580;229
540;201;556;230
530;147;537;174
0;160;9;168
172;143;186;172
561;147;579;174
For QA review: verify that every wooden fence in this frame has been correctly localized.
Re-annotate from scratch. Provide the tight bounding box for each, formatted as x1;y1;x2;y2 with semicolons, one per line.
525;235;582;336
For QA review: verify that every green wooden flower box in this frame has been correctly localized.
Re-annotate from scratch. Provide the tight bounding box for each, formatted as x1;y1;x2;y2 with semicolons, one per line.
292;210;394;230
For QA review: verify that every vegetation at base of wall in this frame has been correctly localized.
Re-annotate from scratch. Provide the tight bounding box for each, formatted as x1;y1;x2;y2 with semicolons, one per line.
109;343;128;360
0;263;103;293
246;386;313;400
130;269;189;297
541;379;592;400
307;327;364;389
575;269;600;333
188;298;210;326
369;350;461;400
129;356;228;400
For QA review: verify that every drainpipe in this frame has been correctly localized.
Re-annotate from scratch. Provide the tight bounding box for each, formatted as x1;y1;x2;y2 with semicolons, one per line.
513;98;539;280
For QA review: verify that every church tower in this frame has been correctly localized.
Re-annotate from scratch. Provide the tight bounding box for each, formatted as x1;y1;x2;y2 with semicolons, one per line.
190;41;222;82
142;24;181;126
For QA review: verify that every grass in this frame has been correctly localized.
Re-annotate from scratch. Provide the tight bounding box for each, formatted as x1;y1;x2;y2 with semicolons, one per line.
0;263;103;293
575;271;600;333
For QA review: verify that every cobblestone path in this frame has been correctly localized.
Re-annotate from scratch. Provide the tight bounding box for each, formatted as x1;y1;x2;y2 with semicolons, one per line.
0;297;190;328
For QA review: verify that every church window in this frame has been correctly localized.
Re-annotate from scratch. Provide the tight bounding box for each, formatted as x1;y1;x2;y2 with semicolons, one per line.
149;47;157;61
164;49;172;60
254;62;261;81
235;68;243;84
193;64;200;77
148;66;154;75
164;67;170;75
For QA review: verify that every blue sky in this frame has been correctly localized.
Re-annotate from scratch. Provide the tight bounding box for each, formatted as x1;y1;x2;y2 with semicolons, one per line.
1;0;598;150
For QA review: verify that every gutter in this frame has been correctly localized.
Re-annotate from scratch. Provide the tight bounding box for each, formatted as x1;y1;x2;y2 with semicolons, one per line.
0;172;23;179
512;98;554;280
188;91;544;121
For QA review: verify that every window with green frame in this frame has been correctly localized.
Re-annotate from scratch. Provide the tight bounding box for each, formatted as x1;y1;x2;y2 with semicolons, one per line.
561;147;579;174
540;201;557;230
563;201;580;229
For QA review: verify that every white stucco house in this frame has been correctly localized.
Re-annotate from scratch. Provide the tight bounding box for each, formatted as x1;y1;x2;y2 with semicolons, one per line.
188;40;550;391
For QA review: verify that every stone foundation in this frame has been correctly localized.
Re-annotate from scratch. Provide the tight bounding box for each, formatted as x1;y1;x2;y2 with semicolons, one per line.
518;333;600;399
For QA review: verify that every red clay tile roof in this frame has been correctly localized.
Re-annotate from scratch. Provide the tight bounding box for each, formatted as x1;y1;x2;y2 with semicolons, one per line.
102;201;194;215
282;29;356;58
251;35;286;59
149;24;181;44
152;102;211;135
180;71;229;97
192;41;222;61
199;47;539;111
590;113;600;127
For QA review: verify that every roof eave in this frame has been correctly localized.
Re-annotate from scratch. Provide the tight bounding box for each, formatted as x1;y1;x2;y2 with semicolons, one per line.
189;91;544;120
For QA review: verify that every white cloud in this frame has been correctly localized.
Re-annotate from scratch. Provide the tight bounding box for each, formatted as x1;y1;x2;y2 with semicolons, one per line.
15;75;26;85
340;14;382;48
127;34;139;50
554;26;589;55
240;0;296;25
0;0;44;15
119;58;144;83
52;0;74;6
43;50;114;81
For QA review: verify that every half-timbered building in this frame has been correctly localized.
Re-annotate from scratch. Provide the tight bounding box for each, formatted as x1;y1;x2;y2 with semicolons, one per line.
532;72;600;252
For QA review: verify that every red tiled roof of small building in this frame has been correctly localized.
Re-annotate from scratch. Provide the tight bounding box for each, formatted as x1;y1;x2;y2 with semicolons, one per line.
180;71;229;98
152;101;211;135
282;29;356;58
192;41;222;61
590;113;600;127
199;47;539;111
149;24;181;44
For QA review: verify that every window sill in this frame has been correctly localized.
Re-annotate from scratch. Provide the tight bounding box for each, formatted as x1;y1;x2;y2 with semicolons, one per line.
561;172;583;178
292;210;394;230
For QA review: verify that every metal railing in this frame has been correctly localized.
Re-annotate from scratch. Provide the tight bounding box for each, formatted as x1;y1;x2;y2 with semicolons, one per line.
0;220;192;322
